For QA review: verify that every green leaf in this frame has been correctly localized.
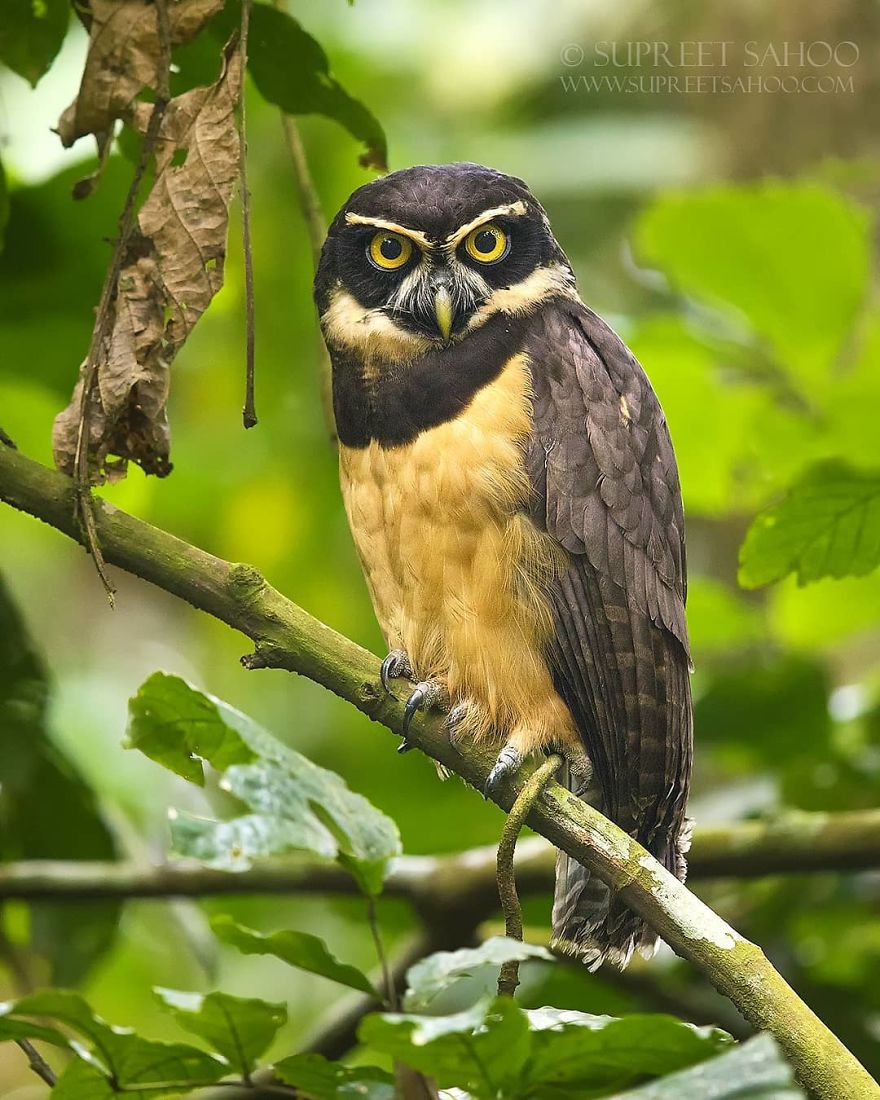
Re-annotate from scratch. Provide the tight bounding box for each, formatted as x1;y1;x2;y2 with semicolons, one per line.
739;461;880;588
0;1012;72;1049
0;0;69;86
0;574;120;985
210;2;386;169
403;937;552;1010
126;671;257;785
169;810;337;871
154;988;286;1075
128;673;401;893
5;990;116;1053
51;1059;115;1100
274;1053;394;1099
605;1033;803;1099
520;1010;732;1098
635;183;871;380
359;997;531;1098
364;999;732;1100
4;990;228;1089
212;915;378;997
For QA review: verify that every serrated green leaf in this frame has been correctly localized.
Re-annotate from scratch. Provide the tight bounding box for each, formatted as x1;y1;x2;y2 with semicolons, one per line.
209;1;386;169
0;0;69;86
126;672;257;785
605;1033;803;1099
739;462;880;588
129;673;401;893
520;1010;732;1099
4;990;228;1089
154;988;286;1075
169;810;337;871
404;937;552;1010
274;1052;394;1099
359;997;530;1098
635;183;870;380
0;1012;72;1049
212;915;377;997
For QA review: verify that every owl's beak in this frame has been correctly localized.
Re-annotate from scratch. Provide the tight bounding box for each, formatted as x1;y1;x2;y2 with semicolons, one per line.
433;286;454;343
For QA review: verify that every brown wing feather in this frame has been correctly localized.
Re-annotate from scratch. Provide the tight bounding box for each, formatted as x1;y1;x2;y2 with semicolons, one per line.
526;299;693;963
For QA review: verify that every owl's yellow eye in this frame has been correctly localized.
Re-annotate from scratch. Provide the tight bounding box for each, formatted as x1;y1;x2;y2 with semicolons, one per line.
464;223;509;264
368;231;413;270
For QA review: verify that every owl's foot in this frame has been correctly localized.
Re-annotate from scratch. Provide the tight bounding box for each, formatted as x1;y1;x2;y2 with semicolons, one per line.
380;649;413;693
484;742;590;800
398;679;449;754
484;744;523;799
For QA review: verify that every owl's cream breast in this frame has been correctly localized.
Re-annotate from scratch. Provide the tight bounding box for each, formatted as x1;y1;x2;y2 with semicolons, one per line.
339;352;579;754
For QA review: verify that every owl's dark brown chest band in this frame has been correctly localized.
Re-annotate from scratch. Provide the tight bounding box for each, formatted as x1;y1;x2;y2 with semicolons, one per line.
327;309;534;448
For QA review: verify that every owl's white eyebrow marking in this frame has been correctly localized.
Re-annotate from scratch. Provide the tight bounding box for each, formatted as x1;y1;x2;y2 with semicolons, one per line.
344;213;432;249
445;201;528;248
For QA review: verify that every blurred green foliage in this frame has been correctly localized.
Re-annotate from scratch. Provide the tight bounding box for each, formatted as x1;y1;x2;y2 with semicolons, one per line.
1;0;880;1094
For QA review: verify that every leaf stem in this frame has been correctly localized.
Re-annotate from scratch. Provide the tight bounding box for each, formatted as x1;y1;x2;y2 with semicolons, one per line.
367;895;398;1010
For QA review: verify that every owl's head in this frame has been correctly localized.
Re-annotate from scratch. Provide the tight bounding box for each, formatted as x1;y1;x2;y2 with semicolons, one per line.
314;163;574;355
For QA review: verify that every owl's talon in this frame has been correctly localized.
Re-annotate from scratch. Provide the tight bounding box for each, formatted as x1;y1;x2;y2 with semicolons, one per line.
402;680;448;737
484;745;523;799
381;649;413;693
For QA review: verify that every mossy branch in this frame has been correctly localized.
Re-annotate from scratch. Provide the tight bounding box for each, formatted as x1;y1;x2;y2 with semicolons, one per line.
1;444;878;1100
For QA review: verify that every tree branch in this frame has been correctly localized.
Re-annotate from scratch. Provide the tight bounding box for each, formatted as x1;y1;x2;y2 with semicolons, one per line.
1;444;877;1100
3;805;880;906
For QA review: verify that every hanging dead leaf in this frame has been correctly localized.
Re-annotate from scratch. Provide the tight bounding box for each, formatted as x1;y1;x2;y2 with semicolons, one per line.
53;40;242;482
58;0;223;147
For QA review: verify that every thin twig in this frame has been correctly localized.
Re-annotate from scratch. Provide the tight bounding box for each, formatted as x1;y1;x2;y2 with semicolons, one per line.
496;755;562;997
238;0;257;430
114;1078;296;1093
71;0;173;602
15;1039;57;1088
278;112;336;440
367;895;398;1011
279;114;325;269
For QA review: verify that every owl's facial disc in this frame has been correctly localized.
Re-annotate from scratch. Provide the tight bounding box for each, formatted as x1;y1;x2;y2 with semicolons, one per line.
315;167;577;358
330;207;548;344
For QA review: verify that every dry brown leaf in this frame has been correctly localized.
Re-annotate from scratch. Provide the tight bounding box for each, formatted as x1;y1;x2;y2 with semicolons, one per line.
53;41;242;482
58;0;223;147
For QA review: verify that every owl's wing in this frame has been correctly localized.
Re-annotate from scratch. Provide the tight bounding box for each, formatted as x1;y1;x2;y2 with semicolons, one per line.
525;299;691;854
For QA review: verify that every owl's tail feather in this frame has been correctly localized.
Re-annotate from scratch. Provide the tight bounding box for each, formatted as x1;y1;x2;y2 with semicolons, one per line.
549;762;692;970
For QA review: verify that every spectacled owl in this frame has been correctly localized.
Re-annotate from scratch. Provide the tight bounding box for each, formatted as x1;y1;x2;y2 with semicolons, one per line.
314;163;692;967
